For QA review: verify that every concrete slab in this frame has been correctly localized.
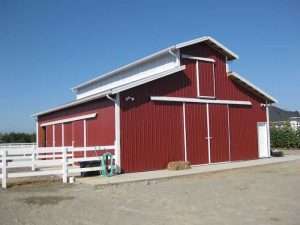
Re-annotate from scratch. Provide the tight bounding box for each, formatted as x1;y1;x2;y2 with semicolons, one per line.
76;155;300;187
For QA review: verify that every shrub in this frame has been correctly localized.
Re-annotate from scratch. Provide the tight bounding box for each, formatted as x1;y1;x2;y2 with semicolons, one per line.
270;123;300;149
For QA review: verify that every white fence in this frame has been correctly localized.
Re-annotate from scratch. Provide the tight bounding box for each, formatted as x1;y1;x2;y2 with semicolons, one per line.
0;145;115;189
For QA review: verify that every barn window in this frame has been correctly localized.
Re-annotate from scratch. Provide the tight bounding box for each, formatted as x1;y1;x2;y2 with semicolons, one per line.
196;60;216;98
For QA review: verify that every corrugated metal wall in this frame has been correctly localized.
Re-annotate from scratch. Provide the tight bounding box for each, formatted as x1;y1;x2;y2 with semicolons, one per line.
120;99;184;173
54;124;62;147
38;99;115;156
119;42;267;172
185;103;209;164
45;125;53;147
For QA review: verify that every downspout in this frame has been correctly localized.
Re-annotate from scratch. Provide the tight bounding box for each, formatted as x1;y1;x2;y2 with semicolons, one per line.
106;94;121;173
168;47;180;66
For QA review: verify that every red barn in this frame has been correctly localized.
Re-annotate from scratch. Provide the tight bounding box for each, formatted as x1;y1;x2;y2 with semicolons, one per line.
33;36;277;173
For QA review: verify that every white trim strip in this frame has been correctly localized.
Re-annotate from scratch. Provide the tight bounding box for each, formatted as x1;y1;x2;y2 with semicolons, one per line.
182;103;187;162
182;54;215;63
150;96;252;106
40;113;97;127
206;104;211;163
83;119;87;158
227;105;231;161
196;60;200;96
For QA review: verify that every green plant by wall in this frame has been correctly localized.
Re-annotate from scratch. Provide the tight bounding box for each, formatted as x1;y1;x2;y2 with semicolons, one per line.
270;122;300;149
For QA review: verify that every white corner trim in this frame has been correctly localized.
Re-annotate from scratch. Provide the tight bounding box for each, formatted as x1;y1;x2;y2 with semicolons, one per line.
182;54;215;63
40;113;97;127
150;96;252;106
228;72;278;103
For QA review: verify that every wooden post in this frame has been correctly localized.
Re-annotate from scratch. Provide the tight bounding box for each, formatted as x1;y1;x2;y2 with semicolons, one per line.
31;146;36;171
2;150;7;189
62;147;68;183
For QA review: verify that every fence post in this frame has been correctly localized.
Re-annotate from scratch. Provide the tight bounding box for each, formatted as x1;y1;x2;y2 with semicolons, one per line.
2;150;7;189
31;146;36;171
62;147;68;183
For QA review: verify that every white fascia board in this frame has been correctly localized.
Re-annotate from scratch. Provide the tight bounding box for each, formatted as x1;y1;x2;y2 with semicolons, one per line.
150;96;252;106
111;66;186;94
176;36;239;60
72;47;176;92
40;113;97;127
228;72;278;103
32;91;109;117
181;54;215;63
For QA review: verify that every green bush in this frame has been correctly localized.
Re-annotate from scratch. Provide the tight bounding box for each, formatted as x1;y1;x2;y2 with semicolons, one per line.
270;123;300;149
0;132;36;143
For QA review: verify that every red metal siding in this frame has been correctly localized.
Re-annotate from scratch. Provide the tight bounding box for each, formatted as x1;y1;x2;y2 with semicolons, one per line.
185;103;209;164
120;98;184;173
198;61;214;97
209;105;230;163
38;99;115;150
54;124;62;147
45;125;53;147
229;101;266;161
86;105;115;146
64;122;72;146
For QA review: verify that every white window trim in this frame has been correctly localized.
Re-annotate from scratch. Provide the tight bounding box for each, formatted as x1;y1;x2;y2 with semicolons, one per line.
150;96;252;106
197;60;216;98
184;54;216;98
40;113;97;127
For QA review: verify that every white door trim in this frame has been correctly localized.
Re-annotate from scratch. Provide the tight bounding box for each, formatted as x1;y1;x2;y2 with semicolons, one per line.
182;103;187;162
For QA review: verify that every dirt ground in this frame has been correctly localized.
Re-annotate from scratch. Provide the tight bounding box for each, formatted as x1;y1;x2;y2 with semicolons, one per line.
0;160;299;225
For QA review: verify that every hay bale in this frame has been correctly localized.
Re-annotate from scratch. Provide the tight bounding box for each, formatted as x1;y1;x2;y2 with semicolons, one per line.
167;161;191;170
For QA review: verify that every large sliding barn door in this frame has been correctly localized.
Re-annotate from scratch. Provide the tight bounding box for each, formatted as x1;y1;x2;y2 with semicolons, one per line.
185;103;209;164
184;103;230;165
209;105;230;163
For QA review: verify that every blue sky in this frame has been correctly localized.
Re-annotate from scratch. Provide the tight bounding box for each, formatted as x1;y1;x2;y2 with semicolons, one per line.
0;0;299;132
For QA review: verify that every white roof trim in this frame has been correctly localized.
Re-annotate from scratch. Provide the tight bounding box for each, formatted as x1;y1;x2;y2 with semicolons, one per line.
111;65;186;94
176;36;239;60
40;113;97;127
72;36;238;91
228;72;278;103
32;91;109;117
150;96;252;106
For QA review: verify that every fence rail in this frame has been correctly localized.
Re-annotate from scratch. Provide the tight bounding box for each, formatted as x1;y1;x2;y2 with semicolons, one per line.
0;145;115;189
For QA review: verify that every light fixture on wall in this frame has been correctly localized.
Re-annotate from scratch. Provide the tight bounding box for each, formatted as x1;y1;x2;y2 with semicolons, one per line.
125;96;135;102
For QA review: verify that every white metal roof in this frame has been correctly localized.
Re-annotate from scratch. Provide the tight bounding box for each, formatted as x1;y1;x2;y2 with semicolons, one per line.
228;71;278;103
33;66;186;117
72;36;238;92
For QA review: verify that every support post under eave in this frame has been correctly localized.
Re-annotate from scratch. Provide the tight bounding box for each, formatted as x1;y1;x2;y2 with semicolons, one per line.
266;101;271;157
115;93;121;172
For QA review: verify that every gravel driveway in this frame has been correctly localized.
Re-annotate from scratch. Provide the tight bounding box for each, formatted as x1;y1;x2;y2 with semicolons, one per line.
0;160;299;225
